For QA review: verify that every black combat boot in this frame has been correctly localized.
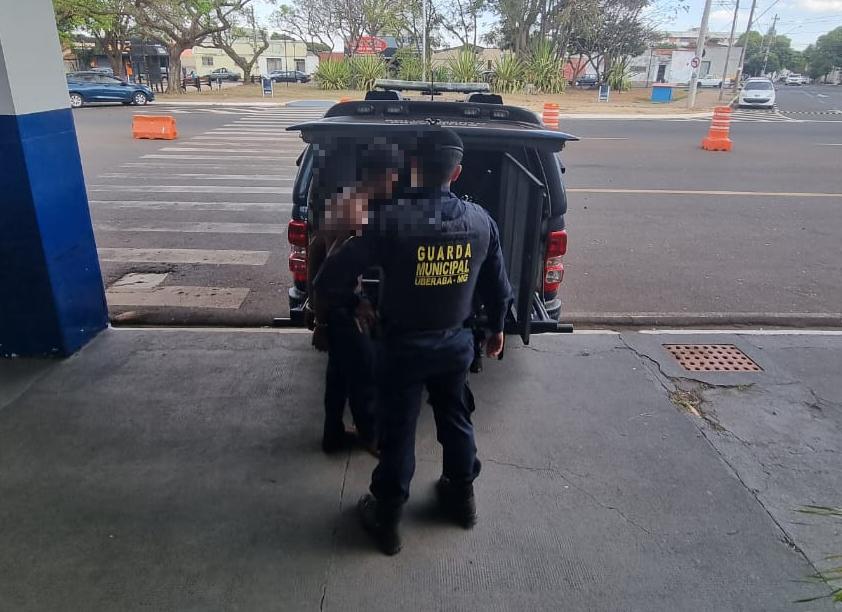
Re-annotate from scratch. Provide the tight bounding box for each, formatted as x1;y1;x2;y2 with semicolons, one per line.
436;476;477;529
358;494;402;555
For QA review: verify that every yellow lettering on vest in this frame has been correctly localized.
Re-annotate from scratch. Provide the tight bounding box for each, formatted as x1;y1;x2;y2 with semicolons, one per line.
465;243;472;258
446;245;454;259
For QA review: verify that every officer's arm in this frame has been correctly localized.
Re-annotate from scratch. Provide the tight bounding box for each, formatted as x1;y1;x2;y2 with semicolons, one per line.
313;235;375;309
477;217;513;333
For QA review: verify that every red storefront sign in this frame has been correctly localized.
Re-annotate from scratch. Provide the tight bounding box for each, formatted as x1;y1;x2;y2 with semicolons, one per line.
353;36;388;55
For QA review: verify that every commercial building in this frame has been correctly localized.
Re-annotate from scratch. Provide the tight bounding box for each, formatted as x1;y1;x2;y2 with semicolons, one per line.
183;38;318;78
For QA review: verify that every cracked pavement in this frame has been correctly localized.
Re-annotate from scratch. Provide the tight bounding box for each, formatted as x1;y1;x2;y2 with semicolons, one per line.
1;328;840;610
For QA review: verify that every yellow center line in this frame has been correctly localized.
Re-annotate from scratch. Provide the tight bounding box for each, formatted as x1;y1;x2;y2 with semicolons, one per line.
567;188;842;198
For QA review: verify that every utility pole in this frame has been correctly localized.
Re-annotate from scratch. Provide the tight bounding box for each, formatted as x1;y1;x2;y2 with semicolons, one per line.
719;0;740;101
734;0;757;85
761;14;779;76
687;0;714;109
421;0;428;82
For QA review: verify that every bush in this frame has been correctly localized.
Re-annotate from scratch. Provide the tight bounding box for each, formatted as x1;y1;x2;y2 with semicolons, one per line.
606;64;631;92
314;59;351;90
526;41;566;94
493;53;524;94
351;55;387;91
392;48;424;81
447;48;482;83
432;65;450;82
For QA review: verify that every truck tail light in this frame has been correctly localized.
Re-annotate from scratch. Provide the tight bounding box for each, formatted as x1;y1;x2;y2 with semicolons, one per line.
287;219;308;283
544;230;567;294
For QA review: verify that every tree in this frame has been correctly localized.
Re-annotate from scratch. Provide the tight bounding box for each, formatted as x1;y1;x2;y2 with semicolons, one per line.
437;0;486;49
271;0;338;51
211;5;270;81
53;0;133;76
809;26;842;81
129;0;249;93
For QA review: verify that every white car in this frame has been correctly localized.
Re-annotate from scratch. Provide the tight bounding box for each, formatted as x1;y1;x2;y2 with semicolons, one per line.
698;76;723;87
738;78;776;108
785;74;805;86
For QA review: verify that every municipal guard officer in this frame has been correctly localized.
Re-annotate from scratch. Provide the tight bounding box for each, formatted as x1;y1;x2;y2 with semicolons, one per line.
314;129;512;555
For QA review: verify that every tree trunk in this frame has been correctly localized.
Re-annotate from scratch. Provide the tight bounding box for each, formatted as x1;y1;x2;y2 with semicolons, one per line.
167;46;185;94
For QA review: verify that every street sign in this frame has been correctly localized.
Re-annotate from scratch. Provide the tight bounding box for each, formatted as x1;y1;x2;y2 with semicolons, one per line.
353;36;388;55
691;56;701;69
598;83;610;102
262;77;273;97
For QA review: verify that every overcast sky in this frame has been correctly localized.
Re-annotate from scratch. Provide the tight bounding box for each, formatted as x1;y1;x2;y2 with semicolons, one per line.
667;0;842;50
260;0;842;51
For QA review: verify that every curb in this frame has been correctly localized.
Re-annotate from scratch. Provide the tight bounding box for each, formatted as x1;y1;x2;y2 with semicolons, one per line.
562;313;842;329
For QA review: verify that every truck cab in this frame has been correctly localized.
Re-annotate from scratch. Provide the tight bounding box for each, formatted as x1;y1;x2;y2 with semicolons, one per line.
284;81;578;344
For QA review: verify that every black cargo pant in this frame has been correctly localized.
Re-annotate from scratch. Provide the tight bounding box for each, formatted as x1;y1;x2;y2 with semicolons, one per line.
371;327;482;505
324;308;377;443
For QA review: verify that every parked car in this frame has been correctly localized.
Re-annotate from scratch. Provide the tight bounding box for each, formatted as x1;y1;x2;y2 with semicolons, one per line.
697;76;723;88
738;78;776;108
207;68;241;81
88;67;114;76
66;72;154;108
785;74;805;86
285;81;578;344
268;70;310;83
574;74;598;88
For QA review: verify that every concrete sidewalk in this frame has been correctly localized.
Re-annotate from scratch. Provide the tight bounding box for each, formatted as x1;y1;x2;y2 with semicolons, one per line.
1;328;840;610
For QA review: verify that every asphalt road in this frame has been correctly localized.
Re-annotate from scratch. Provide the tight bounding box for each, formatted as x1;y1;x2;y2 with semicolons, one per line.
72;86;842;326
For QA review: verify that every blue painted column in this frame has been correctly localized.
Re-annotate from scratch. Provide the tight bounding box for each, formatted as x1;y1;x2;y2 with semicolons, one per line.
0;0;107;356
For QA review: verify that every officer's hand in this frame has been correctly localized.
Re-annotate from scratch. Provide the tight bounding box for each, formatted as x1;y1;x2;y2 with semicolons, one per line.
355;300;377;335
312;325;330;352
486;332;505;359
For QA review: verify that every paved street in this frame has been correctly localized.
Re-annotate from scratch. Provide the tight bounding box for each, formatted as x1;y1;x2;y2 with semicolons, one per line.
73;84;842;326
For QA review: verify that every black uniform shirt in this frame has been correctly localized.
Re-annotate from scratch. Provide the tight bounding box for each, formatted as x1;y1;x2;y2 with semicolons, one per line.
314;190;512;334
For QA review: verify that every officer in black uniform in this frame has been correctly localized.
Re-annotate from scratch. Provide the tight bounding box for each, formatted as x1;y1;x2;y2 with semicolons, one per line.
314;129;512;555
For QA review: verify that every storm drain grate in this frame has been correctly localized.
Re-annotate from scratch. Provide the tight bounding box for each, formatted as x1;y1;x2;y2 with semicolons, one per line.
663;344;762;372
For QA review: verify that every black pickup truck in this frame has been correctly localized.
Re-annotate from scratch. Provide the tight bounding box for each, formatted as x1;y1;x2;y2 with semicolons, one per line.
283;81;578;345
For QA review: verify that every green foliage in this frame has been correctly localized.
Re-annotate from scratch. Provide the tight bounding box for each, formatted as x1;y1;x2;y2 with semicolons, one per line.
492;52;524;93
606;63;630;91
794;506;842;603
393;47;424;81
805;27;842;81
314;59;352;89
525;41;565;93
447;48;482;82
432;65;451;82
351;54;388;91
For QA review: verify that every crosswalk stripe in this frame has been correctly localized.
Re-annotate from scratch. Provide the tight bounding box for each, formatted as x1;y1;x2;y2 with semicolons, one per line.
121;162;287;170
89;184;292;194
90;200;292;212
106;285;250;309
159;146;287;153
100;173;293;181
192;135;302;141
141;154;296;160
96;221;286;234
98;248;271;265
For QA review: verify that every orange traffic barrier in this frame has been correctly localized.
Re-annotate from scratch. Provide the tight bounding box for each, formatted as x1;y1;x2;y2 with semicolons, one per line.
542;103;560;129
339;96;351;103
701;106;732;152
132;115;178;140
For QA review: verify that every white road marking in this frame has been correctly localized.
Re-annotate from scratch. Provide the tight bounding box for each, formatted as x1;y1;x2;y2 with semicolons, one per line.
582;137;629;140
639;329;842;336
100;173;293;181
110;272;168;290
141;154;296;161
89;185;291;194
192;135;302;141
98;248;270;265
160;146;283;153
111;326;313;333
568;188;842;198
90;200;291;212
817;143;842;146
121;162;286;171
106;286;250;309
96;221;286;234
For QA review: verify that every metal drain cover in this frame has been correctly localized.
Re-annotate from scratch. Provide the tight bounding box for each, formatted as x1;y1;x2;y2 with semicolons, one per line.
663;344;762;372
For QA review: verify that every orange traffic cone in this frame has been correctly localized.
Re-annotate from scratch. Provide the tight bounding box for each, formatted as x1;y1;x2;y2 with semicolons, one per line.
701;106;733;151
542;103;560;129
